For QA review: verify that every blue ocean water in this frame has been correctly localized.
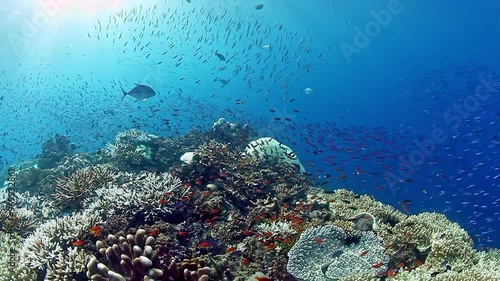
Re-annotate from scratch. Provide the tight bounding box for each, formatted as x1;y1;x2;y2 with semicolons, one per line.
0;0;498;253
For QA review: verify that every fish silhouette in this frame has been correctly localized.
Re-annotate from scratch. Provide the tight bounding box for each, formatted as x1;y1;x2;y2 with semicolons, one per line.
121;84;156;102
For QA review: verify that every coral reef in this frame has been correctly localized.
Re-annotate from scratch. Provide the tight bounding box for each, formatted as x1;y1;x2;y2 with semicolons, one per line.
18;209;99;277
83;171;186;224
286;225;390;280
53;165;116;211
244;137;305;173
0;191;58;237
38;134;77;169
0;120;498;281
54;153;94;177
87;229;163;280
207;118;256;148
11;164;58;194
87;228;213;281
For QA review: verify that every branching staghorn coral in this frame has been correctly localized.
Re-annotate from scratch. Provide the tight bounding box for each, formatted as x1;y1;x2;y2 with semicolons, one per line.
52;165;116;210
255;221;297;238
0;207;39;235
0;191;58;236
103;142;131;159
44;246;92;281
83;171;186;224
18;209;100;274
18;191;59;220
0;231;28;281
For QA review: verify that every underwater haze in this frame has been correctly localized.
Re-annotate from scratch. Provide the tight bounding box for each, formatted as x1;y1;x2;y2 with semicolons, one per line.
0;0;499;279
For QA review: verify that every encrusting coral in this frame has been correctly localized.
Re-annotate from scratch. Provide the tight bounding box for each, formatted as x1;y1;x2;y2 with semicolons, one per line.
286;225;390;280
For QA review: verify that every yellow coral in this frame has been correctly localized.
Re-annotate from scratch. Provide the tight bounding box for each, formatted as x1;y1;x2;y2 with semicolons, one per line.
332;219;357;237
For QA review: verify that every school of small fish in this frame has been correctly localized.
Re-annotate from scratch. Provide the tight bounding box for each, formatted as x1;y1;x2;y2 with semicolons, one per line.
0;0;498;252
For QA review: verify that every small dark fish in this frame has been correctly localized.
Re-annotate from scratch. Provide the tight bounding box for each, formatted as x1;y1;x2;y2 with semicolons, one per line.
332;250;343;258
255;3;265;10
229;250;243;257
216;78;230;85
121;84;156;102
430;272;440;277
214;53;226;61
172;202;185;208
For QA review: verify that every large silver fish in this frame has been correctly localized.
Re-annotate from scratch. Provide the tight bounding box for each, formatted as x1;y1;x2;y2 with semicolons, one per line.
121;84;156;102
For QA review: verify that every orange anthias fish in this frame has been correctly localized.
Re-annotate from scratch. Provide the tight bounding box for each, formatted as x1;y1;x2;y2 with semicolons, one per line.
150;229;159;236
198;242;212;248
225;246;237;253
241;230;253;236
265;243;276;251
312;237;324;243
371;261;384;268
72;239;85;246
89;226;102;236
387;268;397;277
198;238;217;249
